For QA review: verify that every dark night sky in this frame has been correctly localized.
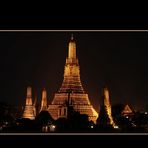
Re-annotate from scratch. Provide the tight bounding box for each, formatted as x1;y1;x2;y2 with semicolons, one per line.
0;31;148;112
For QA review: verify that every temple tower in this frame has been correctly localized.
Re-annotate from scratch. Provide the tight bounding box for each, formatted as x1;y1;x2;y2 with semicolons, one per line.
48;35;98;122
103;87;115;127
97;87;116;128
122;104;133;116
22;86;35;120
40;88;48;112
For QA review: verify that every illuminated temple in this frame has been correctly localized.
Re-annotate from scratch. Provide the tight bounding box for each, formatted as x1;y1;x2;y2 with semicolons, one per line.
40;88;48;112
96;87;118;128
48;35;98;122
103;87;116;127
22;87;35;120
122;104;133;116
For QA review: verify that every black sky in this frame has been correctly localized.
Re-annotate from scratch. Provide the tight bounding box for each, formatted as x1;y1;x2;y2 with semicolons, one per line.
0;31;148;111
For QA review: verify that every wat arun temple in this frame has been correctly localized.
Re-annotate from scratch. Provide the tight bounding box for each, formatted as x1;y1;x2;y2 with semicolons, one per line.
48;35;98;122
23;35;99;123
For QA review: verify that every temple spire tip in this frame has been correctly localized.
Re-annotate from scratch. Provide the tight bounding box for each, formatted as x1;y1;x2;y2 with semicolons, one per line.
71;34;74;40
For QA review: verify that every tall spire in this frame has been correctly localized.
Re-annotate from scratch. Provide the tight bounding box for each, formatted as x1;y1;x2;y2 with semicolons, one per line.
104;87;116;127
104;87;109;103
26;86;32;106
40;88;48;111
22;86;35;120
68;34;76;59
48;35;98;123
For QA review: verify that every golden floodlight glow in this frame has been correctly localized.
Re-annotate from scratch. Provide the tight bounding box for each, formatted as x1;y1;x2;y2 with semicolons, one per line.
22;86;35;120
40;88;48;112
26;86;32;106
122;104;133;116
48;35;98;123
104;87;116;128
68;35;76;59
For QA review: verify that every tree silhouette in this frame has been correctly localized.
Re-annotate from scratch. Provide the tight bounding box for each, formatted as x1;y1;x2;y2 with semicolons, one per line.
35;111;54;126
54;117;68;132
96;105;113;130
